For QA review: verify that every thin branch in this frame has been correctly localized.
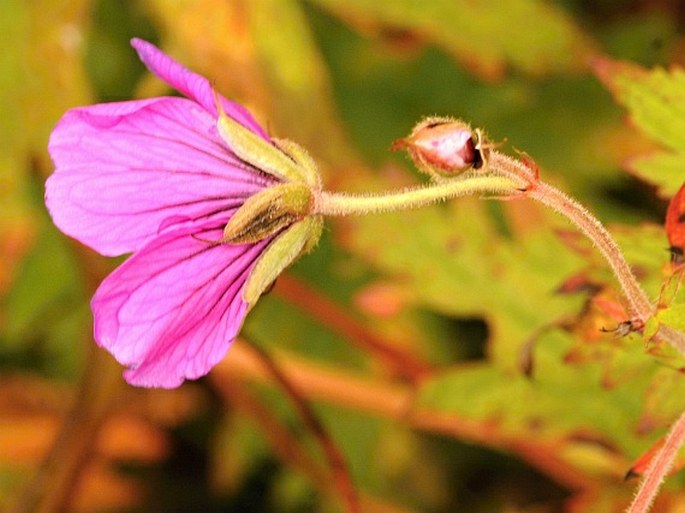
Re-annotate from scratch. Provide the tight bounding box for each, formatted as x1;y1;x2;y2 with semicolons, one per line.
626;409;685;513
217;341;597;493
8;345;123;513
8;248;124;513
273;274;432;382
245;342;360;513
214;374;419;513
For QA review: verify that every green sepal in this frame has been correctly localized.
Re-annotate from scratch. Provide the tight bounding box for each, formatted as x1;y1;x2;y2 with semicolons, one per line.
273;138;321;188
216;100;317;185
243;215;324;307
223;183;312;244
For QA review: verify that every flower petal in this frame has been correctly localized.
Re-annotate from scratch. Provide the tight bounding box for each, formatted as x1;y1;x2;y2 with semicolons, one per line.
130;38;268;139
92;222;271;388
46;96;277;256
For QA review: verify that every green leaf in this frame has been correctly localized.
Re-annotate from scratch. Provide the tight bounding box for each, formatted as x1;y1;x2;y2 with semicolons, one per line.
595;59;685;197
618;67;685;152
0;0;91;295
308;0;595;78
630;152;685;198
416;328;677;471
612;223;671;299
343;194;588;367
2;219;88;378
657;303;685;333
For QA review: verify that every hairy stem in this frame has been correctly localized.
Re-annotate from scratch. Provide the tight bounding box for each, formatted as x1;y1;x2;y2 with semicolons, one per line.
314;176;520;216
314;151;685;354
530;181;653;320
626;409;685;513
488;152;653;322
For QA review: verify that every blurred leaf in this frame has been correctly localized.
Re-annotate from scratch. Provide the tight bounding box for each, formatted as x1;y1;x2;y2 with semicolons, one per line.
246;0;356;168
5;224;82;340
342;191;588;367
144;0;272;124
640;365;685;437
0;0;91;307
656;304;685;333
308;0;596;79
594;57;685;198
599;12;678;67
612;222;672;299
415;328;660;473
0;0;92;378
2;220;88;378
210;414;273;495
245;295;369;370
84;0;158;101
3;0;92;162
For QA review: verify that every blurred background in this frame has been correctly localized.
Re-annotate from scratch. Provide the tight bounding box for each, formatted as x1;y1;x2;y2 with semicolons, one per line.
3;1;685;512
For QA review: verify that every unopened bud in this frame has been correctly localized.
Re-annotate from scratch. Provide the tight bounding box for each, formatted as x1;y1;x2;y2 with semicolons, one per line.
223;183;313;244
392;117;490;179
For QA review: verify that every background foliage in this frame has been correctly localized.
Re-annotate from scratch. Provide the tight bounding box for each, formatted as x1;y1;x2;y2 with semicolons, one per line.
2;1;685;512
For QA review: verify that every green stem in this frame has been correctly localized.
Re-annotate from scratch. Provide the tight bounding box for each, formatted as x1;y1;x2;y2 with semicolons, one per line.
315;154;685;354
314;175;520;216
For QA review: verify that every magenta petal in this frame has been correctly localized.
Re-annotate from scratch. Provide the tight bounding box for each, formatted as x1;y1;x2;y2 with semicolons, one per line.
130;38;268;139
92;223;271;388
46;96;277;256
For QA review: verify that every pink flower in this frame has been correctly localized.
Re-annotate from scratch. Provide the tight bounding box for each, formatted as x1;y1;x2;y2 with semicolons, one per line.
46;39;321;388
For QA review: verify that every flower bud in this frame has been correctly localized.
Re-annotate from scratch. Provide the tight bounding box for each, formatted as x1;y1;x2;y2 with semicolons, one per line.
223;183;313;244
392;117;490;179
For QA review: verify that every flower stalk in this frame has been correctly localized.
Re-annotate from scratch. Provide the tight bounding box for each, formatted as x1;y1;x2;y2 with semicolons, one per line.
486;152;685;357
314;175;520;216
315;148;654;324
486;152;653;322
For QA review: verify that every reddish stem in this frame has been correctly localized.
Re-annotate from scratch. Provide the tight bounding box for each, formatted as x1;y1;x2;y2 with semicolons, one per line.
245;342;361;513
273;274;433;381
489;152;685;355
626;409;685;513
489;151;653;322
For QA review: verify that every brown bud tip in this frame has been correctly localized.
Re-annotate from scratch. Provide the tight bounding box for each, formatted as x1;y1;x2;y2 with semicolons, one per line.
390;138;409;152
